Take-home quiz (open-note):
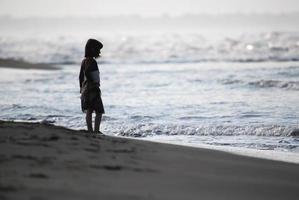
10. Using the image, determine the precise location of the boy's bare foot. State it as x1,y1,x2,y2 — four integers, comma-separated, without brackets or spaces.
95,131,104,135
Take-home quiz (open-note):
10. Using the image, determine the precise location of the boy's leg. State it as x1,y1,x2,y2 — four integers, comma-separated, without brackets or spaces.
86,109,93,132
95,112,102,133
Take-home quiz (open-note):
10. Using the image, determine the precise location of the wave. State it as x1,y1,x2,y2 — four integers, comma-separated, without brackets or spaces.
220,78,299,91
248,80,299,90
112,123,299,137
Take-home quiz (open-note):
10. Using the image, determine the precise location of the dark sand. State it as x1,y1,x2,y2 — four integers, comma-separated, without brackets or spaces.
0,121,299,200
0,58,59,70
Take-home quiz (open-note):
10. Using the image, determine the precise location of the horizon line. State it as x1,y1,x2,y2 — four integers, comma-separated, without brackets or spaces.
1,11,299,19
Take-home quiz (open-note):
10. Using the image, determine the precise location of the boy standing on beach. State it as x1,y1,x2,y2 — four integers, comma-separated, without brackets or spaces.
79,39,105,134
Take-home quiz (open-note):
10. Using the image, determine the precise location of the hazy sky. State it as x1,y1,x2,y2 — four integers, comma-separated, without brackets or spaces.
0,0,299,17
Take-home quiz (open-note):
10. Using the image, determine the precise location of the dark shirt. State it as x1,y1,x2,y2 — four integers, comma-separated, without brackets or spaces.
79,57,100,93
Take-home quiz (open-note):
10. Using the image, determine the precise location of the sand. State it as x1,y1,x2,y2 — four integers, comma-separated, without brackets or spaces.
0,121,299,200
0,58,59,70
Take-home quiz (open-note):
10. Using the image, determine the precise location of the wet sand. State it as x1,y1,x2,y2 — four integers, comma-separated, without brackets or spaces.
0,121,299,200
0,58,59,70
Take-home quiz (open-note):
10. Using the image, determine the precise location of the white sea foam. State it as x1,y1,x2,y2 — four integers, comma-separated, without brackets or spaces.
141,136,299,164
114,124,299,137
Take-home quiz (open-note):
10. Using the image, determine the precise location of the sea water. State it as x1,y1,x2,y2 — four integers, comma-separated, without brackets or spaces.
0,20,299,162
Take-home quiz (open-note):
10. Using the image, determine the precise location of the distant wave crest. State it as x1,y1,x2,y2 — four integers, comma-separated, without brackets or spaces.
220,77,299,91
249,80,299,90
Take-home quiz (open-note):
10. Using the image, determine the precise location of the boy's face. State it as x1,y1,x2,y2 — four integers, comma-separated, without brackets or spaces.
96,50,101,58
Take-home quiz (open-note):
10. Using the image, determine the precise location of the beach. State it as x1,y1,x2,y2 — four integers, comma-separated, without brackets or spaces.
1,13,299,200
1,121,299,200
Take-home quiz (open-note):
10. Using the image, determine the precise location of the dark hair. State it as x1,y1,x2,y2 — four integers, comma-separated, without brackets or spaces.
85,38,103,57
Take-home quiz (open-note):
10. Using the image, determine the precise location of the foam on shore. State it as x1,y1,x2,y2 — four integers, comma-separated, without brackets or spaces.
141,136,299,164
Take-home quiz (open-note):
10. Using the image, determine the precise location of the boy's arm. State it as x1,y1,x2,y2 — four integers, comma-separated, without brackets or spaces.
79,60,85,93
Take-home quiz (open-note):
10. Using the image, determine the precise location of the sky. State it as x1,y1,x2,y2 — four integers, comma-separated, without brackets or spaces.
0,0,299,17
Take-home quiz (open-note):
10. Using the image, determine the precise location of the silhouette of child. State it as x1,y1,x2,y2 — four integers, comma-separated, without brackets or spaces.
79,39,105,133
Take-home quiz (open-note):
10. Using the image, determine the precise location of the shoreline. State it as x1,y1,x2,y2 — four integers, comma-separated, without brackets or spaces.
142,135,299,165
0,58,59,70
1,121,299,199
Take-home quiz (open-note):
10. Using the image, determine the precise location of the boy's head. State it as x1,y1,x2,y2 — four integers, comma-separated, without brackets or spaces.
85,39,103,58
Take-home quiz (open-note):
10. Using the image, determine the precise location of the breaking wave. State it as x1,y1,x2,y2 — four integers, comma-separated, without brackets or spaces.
113,123,299,137
220,78,299,91
248,80,299,90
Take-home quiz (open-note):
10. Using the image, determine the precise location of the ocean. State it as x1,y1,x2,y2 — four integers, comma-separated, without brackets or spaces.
0,16,299,162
